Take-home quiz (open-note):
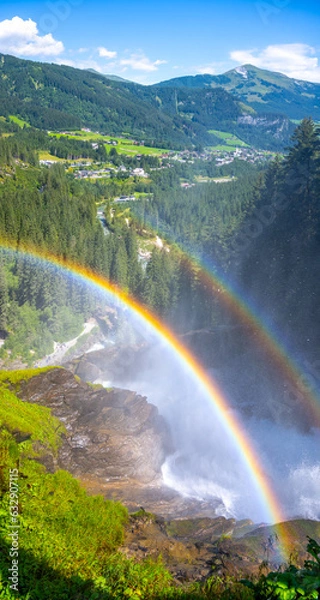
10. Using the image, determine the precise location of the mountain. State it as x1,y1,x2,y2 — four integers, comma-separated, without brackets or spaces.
0,53,194,148
157,64,320,121
0,53,294,150
86,68,133,83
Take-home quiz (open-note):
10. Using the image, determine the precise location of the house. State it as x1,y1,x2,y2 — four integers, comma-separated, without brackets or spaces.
131,168,148,178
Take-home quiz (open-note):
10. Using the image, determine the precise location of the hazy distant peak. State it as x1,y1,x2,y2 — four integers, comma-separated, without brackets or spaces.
86,68,132,83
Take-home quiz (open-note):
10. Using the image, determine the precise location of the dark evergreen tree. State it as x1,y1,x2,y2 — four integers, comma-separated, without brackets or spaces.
0,261,8,330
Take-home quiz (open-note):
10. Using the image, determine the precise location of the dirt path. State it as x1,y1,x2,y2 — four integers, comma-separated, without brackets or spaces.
35,320,96,367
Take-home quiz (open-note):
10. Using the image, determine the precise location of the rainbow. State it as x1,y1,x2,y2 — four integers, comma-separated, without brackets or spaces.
134,211,320,427
0,241,292,560
178,252,320,427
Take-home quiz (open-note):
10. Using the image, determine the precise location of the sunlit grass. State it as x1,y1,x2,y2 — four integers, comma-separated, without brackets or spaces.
9,115,30,128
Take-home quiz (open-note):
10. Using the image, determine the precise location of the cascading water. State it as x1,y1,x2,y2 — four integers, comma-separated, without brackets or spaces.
97,327,320,524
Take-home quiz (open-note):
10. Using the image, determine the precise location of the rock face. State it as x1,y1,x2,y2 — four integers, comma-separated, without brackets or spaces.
14,369,320,581
66,339,315,432
16,366,229,518
66,344,149,384
18,368,173,484
121,514,320,581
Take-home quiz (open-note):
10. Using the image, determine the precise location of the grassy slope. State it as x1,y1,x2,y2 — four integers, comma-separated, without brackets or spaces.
49,131,169,156
0,369,176,599
208,130,249,148
0,370,319,599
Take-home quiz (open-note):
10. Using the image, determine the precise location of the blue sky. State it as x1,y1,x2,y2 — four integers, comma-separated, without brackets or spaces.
0,0,320,83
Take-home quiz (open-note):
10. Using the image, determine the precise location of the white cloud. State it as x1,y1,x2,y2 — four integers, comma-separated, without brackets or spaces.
120,53,167,72
98,46,117,59
55,57,103,73
0,16,64,57
189,60,231,77
230,44,320,83
196,63,217,75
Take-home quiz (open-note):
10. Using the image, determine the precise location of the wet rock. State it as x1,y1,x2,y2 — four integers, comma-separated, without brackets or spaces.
17,368,173,484
13,369,320,583
66,344,147,384
120,515,320,581
66,338,315,432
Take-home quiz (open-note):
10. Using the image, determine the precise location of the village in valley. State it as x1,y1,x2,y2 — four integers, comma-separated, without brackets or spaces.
39,127,272,191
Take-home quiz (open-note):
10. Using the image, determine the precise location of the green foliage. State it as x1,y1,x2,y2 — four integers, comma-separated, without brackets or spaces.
131,508,157,521
0,375,64,454
241,538,320,599
0,52,295,150
91,554,173,599
239,118,320,355
0,366,55,386
0,395,176,600
196,575,255,599
0,377,319,600
0,388,129,599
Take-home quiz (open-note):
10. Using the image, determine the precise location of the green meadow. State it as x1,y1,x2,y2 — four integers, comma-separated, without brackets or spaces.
49,131,169,156
38,151,65,162
209,129,249,148
9,115,31,128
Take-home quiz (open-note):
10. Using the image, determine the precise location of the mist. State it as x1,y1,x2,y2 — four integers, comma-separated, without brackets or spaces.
94,316,320,524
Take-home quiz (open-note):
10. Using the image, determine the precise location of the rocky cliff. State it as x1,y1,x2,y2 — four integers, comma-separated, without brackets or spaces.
11,368,320,581
17,368,173,485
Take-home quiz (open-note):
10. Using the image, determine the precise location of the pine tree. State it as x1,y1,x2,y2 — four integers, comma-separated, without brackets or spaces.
283,118,319,238
0,262,8,330
110,237,128,289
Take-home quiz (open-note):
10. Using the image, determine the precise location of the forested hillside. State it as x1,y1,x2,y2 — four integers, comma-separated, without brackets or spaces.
0,125,261,361
0,53,293,150
0,119,318,363
129,118,320,352
0,131,145,360
134,83,294,150
132,160,259,261
0,53,191,148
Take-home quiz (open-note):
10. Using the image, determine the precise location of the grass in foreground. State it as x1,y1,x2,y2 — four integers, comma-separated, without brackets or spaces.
0,370,318,599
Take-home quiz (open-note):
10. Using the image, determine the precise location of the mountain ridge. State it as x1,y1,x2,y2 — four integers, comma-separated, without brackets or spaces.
156,63,320,121
86,67,133,83
0,53,300,149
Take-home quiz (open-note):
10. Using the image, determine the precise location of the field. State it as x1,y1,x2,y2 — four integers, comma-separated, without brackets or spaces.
209,129,249,149
49,131,169,156
194,175,236,183
38,151,65,162
9,115,31,128
114,141,167,156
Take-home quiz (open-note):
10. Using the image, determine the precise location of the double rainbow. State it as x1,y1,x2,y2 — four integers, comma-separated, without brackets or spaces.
0,241,300,559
